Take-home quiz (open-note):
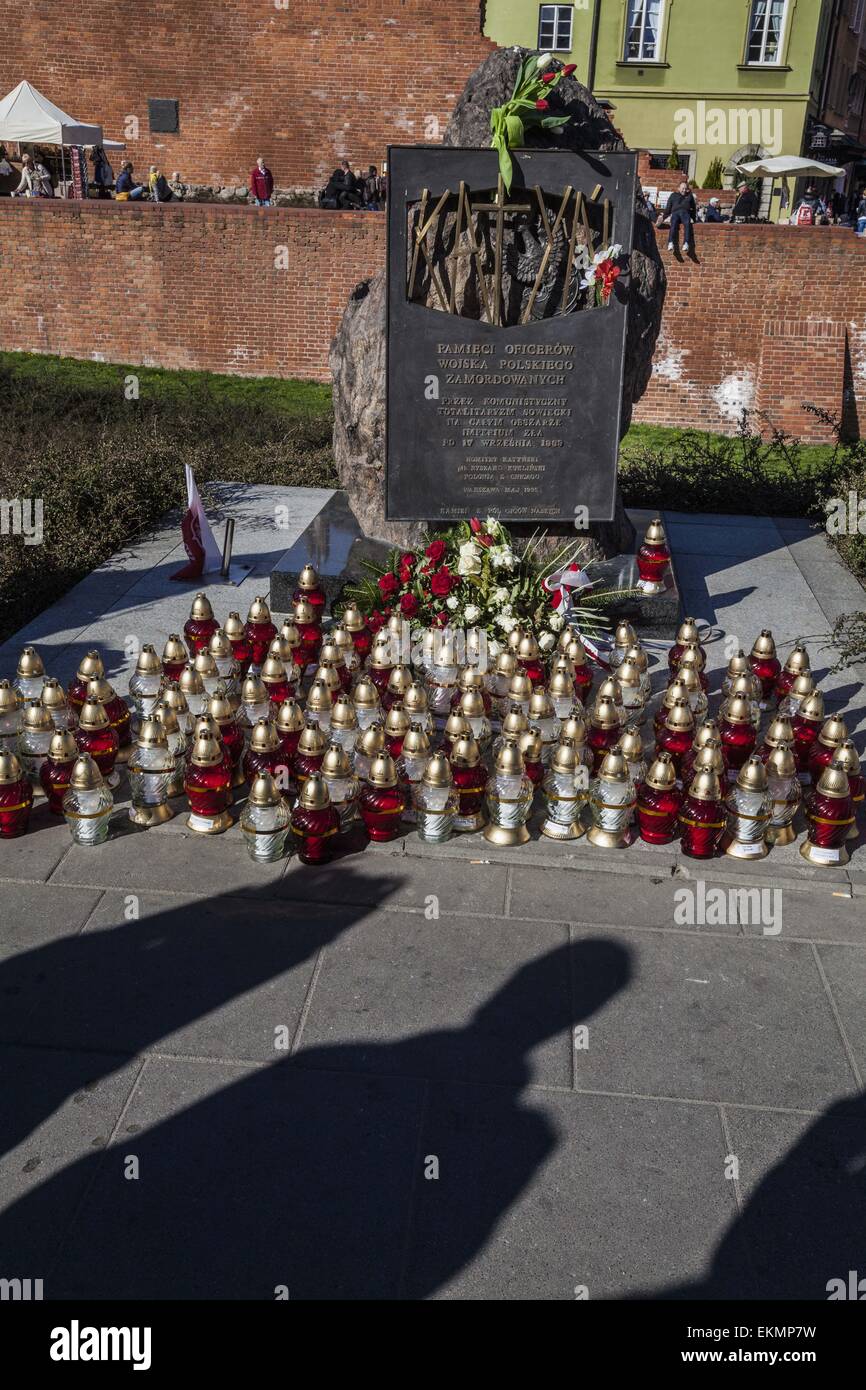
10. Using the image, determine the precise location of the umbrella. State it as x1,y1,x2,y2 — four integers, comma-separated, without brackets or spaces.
736,156,845,179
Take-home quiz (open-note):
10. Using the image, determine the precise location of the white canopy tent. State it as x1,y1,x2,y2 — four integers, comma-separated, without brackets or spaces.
735,156,845,179
0,80,103,147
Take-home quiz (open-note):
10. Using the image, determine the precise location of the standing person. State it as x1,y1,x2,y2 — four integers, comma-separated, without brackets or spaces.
731,182,759,221
856,187,866,236
10,153,53,198
115,161,144,200
337,159,362,209
363,164,383,210
792,184,826,226
249,154,273,207
89,146,114,198
662,179,697,254
148,165,174,202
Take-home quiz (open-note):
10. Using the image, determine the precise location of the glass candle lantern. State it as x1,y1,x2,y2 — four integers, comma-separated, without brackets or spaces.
562,637,594,703
459,689,492,752
293,597,323,676
718,695,757,782
243,718,285,786
588,695,622,773
352,676,382,732
384,704,410,760
240,772,291,863
184,730,233,834
760,715,794,764
800,764,854,866
245,596,278,670
427,651,461,719
779,672,817,723
675,663,709,722
691,741,727,787
40,729,79,815
63,753,113,846
353,721,386,782
260,654,294,710
548,668,578,721
493,707,530,759
616,658,648,725
0,680,22,757
19,700,59,785
791,691,826,778
635,752,681,845
449,735,488,833
85,677,133,762
720,756,771,860
726,673,761,732
67,649,104,713
451,667,492,717
774,642,810,706
207,687,245,786
618,724,646,789
653,679,691,740
128,717,176,827
679,768,725,859
275,698,306,765
329,694,359,754
831,742,863,840
397,724,432,823
610,620,638,673
153,701,189,798
13,646,46,701
341,602,372,665
527,688,560,765
596,676,626,730
129,644,165,722
403,681,433,736
656,699,696,779
330,623,359,684
208,628,241,694
440,711,471,760
161,634,188,683
224,611,254,675
240,673,271,729
516,633,545,688
680,719,721,787
667,617,703,675
519,727,545,790
488,650,519,717
313,642,347,700
749,630,781,708
413,751,458,843
193,650,222,700
559,711,592,783
721,649,750,700
0,750,34,837
40,678,75,733
293,562,327,617
766,743,802,847
313,660,343,707
587,749,636,848
179,664,209,719
807,716,849,786
291,772,340,864
541,738,585,841
304,678,334,735
359,753,404,842
622,644,652,705
636,517,670,594
183,593,219,658
384,662,413,712
321,742,360,834
159,682,193,738
293,721,328,786
485,739,535,845
505,672,533,721
677,643,710,695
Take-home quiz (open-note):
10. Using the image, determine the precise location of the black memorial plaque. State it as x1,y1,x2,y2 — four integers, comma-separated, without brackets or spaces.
386,145,636,523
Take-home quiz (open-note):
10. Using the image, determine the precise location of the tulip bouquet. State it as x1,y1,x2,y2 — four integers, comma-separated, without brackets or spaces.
580,243,626,307
489,53,575,192
337,517,636,661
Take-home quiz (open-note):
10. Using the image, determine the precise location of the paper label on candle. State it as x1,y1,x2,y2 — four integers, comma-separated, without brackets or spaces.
738,841,765,857
808,845,843,865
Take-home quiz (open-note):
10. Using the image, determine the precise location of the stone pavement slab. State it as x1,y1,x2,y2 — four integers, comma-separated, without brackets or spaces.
0,882,103,1039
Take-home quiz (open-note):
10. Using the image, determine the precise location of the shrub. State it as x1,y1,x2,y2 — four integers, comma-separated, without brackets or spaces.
702,157,725,189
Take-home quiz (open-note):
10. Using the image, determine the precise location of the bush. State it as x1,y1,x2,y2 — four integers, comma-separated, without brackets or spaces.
667,142,681,171
702,157,725,189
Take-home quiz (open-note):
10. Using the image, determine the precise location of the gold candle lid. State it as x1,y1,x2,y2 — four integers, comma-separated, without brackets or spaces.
330,623,354,655
85,676,118,706
783,642,810,676
403,724,432,757
688,767,722,802
224,611,245,641
241,674,268,705
299,772,331,810
179,664,205,697
830,740,860,778
528,688,554,720
189,592,215,622
693,740,725,777
0,679,21,715
193,650,218,679
76,699,108,732
457,666,485,694
597,675,623,705
764,715,793,748
591,695,620,730
319,640,342,668
0,749,25,783
548,669,574,701
564,637,588,669
663,678,691,710
249,718,280,754
560,711,587,744
644,751,677,791
459,689,487,721
692,718,720,751
618,724,643,762
69,752,106,790
17,646,45,678
247,596,273,625
750,629,777,659
616,658,643,691
598,748,629,782
352,677,380,711
261,654,288,685
675,617,701,646
357,722,386,758
730,672,760,702
816,763,850,800
330,694,358,730
614,620,637,650
664,698,694,733
207,687,235,724
367,752,398,787
767,743,796,779
517,632,540,662
298,563,320,590
450,734,481,768
162,634,188,665
623,643,648,674
507,673,533,703
248,772,284,808
384,705,410,739
422,750,452,787
495,650,518,679
444,711,471,744
506,626,526,652
40,677,68,713
799,691,825,722
75,649,104,683
817,716,848,749
520,727,543,762
675,665,701,696
387,664,413,699
678,642,706,674
276,698,305,735
208,628,234,660
403,681,429,714
297,722,327,756
322,742,352,779
135,643,162,675
368,639,394,671
736,755,768,793
501,707,529,740
643,517,667,546
726,650,749,679
341,602,366,633
279,620,302,650
153,701,180,736
550,739,576,777
722,694,753,726
47,728,78,761
137,717,168,749
496,739,526,775
194,713,222,742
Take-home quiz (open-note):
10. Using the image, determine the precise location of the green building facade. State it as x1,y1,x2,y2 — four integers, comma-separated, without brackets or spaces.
484,1,833,188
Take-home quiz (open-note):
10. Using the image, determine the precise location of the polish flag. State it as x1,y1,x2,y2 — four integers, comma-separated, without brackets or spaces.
170,465,223,581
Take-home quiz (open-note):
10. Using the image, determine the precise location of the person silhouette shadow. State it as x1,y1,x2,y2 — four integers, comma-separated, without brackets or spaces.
0,934,631,1300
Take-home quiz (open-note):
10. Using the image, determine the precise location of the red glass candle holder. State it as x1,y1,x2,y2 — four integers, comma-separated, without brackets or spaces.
358,782,405,842
185,760,232,818
636,539,670,592
588,724,619,773
278,728,303,763
349,626,372,663
655,725,694,778
451,763,489,823
368,664,394,699
518,656,546,687
263,675,295,708
228,633,253,675
571,663,593,702
719,718,757,776
104,693,132,752
184,615,219,657
792,713,823,775
76,724,119,781
0,774,33,837
386,730,407,759
804,786,853,853
679,793,725,858
292,582,327,616
636,781,682,845
293,748,325,783
291,803,339,863
214,719,244,772
40,755,76,815
243,745,285,785
749,654,781,704
246,619,278,668
524,756,544,789
809,741,842,785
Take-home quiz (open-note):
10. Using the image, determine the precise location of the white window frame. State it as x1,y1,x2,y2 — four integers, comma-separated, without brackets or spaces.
623,0,665,62
537,4,574,53
850,0,865,35
745,0,789,66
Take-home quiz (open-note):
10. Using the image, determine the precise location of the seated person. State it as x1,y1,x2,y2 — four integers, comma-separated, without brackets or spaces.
705,197,724,222
115,161,144,200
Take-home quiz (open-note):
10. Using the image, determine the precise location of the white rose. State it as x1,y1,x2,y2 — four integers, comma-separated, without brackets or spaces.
446,595,459,611
464,604,480,623
457,540,482,576
488,639,502,658
498,613,517,633
484,515,499,534
536,52,553,68
539,631,556,653
549,612,564,631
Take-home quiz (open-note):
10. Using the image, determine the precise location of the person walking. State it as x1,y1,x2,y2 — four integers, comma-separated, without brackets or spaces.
249,154,273,207
662,180,697,254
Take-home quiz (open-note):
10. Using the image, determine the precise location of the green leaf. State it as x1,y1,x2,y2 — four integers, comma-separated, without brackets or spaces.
505,113,524,148
540,115,572,129
497,141,514,192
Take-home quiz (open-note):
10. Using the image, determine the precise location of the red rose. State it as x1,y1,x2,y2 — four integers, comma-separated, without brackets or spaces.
469,517,482,533
378,571,399,597
535,99,550,111
478,533,493,547
425,539,447,563
541,71,556,83
432,610,449,628
430,566,453,598
400,592,418,617
562,64,576,76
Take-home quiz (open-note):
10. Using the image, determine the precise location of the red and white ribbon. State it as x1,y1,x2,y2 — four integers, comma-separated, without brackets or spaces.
542,563,596,614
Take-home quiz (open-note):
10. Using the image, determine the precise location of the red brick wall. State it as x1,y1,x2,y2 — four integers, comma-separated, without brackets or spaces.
0,0,493,190
1,203,864,443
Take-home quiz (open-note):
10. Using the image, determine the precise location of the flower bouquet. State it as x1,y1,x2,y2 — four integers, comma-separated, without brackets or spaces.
580,243,626,307
336,517,638,663
489,53,575,192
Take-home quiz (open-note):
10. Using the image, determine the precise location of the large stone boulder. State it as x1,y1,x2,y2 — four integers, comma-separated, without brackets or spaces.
330,46,666,557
